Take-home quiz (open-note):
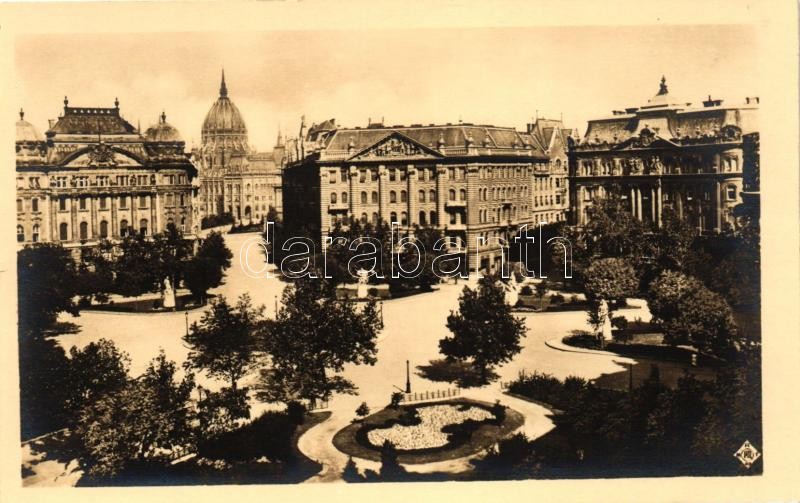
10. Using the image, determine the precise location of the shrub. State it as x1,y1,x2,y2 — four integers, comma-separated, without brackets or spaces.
611,315,628,331
520,285,534,296
562,331,601,350
549,293,565,305
491,399,507,423
570,294,579,304
197,410,297,462
286,400,307,425
389,391,404,408
367,287,379,297
355,402,370,418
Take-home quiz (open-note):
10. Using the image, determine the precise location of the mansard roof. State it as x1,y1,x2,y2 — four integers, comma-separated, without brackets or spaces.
48,98,137,136
319,123,547,157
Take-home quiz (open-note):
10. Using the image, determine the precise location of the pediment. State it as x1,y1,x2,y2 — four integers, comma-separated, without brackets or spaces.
62,144,144,168
348,132,444,161
612,135,677,151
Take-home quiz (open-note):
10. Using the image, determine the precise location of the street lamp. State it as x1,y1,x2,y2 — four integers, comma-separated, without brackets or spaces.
274,295,278,316
185,309,189,337
405,359,411,393
379,300,384,325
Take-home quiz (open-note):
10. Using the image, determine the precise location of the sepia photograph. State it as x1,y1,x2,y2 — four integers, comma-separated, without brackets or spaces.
1,1,798,501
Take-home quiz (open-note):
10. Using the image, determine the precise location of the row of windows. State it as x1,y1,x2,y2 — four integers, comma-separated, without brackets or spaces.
17,216,189,243
330,165,546,184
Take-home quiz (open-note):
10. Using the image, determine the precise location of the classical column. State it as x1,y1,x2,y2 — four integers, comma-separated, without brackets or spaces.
577,186,585,225
349,166,358,220
629,187,636,216
714,180,722,232
656,183,663,227
378,165,389,222
435,165,446,228
407,164,417,227
650,187,656,223
111,193,118,237
70,196,78,241
635,187,643,221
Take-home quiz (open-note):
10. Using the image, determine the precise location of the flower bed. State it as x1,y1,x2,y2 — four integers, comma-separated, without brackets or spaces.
366,404,493,450
332,399,524,464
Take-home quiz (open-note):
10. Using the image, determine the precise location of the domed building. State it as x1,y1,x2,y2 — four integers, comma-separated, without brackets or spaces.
15,98,197,249
195,70,285,225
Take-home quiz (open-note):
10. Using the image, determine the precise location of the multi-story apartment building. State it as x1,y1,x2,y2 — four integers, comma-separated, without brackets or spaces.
527,118,571,224
15,99,197,251
568,77,758,233
283,120,555,274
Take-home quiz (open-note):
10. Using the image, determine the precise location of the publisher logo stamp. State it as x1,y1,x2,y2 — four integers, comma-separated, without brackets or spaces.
734,440,761,468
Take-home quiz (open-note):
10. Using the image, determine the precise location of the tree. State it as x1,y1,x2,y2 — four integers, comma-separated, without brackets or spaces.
17,244,80,335
65,339,130,422
19,336,71,438
439,277,526,382
183,256,223,304
379,440,406,481
648,271,739,357
198,231,232,271
113,234,162,297
535,281,549,310
77,352,195,478
256,277,381,405
183,295,263,393
584,258,639,305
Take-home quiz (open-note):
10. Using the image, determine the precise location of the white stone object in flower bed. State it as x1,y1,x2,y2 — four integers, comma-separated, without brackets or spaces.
367,404,494,450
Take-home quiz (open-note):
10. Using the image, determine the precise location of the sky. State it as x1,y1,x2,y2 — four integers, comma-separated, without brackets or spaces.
15,25,757,152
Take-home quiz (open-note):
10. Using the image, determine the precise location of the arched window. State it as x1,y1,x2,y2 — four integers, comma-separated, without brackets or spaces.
429,190,436,202
400,211,408,226
419,211,427,225
59,222,68,241
430,211,437,225
79,221,88,240
16,225,24,242
120,219,128,237
361,191,367,204
449,189,456,201
179,194,185,206
140,219,148,236
371,191,378,204
390,211,398,223
342,192,348,203
400,190,407,203
32,224,39,242
360,213,368,224
450,212,457,225
32,198,39,212
372,212,379,225
330,192,337,204
460,188,467,201
389,190,397,203
418,190,426,203
100,220,109,238
181,217,186,232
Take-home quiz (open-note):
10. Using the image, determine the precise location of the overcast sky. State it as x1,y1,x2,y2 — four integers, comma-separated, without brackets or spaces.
15,25,757,152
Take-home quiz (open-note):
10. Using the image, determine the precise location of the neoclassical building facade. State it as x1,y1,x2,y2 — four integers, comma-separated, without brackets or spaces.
568,77,758,232
283,120,561,273
195,71,285,224
15,99,198,250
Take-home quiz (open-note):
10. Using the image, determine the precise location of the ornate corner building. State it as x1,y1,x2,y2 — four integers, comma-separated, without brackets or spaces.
283,117,571,274
15,99,198,250
568,77,759,232
195,71,285,224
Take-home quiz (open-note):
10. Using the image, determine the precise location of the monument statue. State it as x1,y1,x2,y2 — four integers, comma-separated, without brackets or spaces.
598,299,613,342
356,268,369,299
162,277,176,309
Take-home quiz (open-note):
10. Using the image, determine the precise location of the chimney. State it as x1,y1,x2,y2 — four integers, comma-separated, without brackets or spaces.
703,95,723,107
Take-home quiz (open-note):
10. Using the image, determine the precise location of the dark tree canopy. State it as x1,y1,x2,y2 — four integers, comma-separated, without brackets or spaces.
183,294,263,391
440,277,526,380
17,244,80,335
65,338,130,422
257,277,381,404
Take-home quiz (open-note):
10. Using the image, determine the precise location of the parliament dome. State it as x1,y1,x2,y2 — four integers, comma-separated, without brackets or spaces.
145,111,183,143
202,70,248,136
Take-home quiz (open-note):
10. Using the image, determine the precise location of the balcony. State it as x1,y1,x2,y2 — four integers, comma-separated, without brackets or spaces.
445,199,467,208
328,202,349,212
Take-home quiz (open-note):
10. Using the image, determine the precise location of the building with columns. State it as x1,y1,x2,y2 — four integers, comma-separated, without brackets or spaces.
568,77,759,233
195,71,285,224
15,99,198,251
283,120,557,274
